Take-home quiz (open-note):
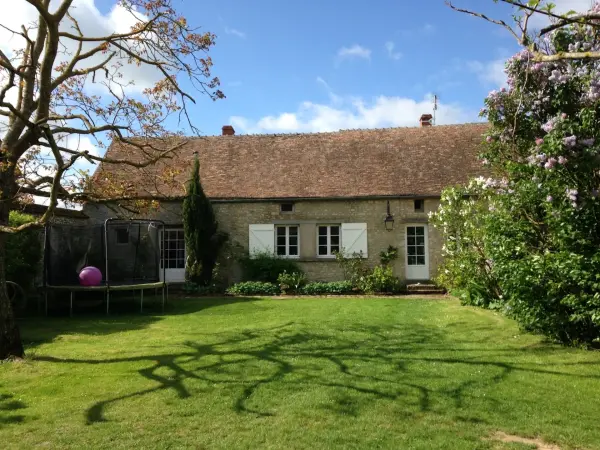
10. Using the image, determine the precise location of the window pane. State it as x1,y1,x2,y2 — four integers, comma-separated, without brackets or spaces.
416,246,425,256
289,246,298,256
408,256,417,265
177,259,185,269
277,227,286,237
416,227,425,236
331,245,340,254
407,236,415,246
289,226,298,236
289,236,298,246
277,236,286,246
416,236,425,245
318,226,328,236
318,245,328,255
407,246,416,256
331,235,339,246
319,236,327,246
417,256,426,265
330,226,340,235
277,246,286,256
407,227,415,236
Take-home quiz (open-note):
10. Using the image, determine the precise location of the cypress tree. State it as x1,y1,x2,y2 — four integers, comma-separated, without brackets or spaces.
182,154,228,285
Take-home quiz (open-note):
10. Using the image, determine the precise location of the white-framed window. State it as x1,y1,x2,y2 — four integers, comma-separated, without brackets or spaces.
276,225,299,257
317,225,340,257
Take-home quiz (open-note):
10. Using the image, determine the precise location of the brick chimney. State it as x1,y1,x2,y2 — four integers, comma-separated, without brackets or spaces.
419,114,433,127
222,125,235,136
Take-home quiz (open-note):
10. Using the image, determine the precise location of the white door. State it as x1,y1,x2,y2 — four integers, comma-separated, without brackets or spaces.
160,228,186,283
405,225,429,280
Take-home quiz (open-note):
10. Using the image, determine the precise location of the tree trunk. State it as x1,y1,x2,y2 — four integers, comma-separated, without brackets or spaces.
0,201,24,360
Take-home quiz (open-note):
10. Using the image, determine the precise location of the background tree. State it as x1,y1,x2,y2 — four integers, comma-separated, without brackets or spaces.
0,0,224,359
182,154,227,286
434,0,600,345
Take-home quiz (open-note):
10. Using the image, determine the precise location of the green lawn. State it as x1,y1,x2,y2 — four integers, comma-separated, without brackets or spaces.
1,297,599,450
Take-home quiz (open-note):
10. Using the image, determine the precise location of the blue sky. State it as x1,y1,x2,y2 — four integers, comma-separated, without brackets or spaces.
90,0,592,135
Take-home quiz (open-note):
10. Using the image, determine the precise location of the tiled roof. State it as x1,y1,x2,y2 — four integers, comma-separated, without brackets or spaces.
93,123,488,200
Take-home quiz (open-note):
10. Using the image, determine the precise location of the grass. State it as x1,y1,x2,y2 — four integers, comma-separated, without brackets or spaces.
1,296,599,450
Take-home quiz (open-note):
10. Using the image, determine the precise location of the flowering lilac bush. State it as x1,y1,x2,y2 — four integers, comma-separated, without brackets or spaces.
432,6,600,345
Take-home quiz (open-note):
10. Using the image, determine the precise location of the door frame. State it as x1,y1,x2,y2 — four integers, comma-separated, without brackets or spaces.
160,228,186,283
404,223,430,280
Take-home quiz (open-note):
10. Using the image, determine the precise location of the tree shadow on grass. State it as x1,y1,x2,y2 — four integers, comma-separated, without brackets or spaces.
0,392,27,427
33,319,600,426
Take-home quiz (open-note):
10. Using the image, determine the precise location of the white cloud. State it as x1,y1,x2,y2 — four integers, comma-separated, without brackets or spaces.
468,59,507,87
337,44,372,61
230,94,476,134
385,41,403,60
527,0,593,28
225,27,247,39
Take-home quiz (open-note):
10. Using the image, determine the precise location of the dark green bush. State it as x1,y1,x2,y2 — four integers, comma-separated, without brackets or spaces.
6,212,42,292
301,281,354,295
277,271,307,294
182,281,225,296
239,252,303,283
226,281,280,296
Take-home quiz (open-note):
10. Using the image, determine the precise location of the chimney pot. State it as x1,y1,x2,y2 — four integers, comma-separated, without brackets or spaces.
222,125,235,136
419,114,433,127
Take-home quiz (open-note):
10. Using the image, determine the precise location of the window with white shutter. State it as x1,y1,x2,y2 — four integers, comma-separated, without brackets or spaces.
341,223,368,258
249,224,275,256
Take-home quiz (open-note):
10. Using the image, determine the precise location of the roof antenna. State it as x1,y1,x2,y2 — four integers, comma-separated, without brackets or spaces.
432,94,438,126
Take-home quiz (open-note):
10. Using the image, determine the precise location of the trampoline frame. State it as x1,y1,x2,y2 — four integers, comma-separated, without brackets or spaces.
42,218,168,316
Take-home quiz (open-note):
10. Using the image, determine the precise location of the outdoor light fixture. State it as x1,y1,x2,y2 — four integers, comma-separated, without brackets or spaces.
384,200,395,231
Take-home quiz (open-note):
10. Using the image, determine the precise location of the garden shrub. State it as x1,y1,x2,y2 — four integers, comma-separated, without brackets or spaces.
277,271,307,294
226,281,280,296
379,245,399,266
335,250,369,289
239,252,303,283
431,9,600,345
6,212,42,292
182,281,225,296
359,265,405,294
301,281,354,295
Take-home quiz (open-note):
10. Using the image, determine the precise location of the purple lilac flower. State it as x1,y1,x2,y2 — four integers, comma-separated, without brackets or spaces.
486,135,494,143
558,156,568,165
535,138,544,146
561,113,568,119
546,195,553,202
581,138,595,147
542,118,557,133
566,188,578,202
563,135,577,147
544,157,558,169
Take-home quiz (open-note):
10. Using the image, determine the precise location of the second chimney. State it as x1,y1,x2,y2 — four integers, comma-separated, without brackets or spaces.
419,114,433,127
222,125,235,136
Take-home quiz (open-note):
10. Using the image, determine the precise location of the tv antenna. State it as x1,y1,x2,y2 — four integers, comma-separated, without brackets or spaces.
432,94,438,125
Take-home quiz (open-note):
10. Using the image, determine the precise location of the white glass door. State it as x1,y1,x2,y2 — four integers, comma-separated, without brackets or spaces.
405,225,429,280
160,229,186,283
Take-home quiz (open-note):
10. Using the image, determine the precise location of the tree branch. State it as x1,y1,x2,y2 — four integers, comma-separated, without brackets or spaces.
446,1,522,43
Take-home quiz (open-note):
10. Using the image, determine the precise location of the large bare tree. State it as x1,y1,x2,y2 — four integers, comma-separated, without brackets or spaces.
0,0,223,359
447,0,600,61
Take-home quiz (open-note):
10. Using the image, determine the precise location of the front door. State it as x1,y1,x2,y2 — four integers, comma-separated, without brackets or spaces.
160,228,186,283
405,225,429,280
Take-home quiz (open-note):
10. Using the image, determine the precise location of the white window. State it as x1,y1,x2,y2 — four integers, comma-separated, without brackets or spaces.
317,225,340,257
161,229,185,269
276,225,299,257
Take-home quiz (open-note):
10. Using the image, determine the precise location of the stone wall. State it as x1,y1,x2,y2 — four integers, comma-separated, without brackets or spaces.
83,197,443,283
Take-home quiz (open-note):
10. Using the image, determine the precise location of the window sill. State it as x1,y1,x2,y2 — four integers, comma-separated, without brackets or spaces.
297,257,337,262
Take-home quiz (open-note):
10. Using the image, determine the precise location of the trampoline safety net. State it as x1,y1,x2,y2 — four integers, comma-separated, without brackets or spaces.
45,220,162,286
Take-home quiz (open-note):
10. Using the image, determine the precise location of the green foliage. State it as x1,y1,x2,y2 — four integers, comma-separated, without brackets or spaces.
358,265,405,294
226,281,280,296
183,156,228,286
432,15,600,345
182,281,224,296
335,250,369,288
300,281,354,295
277,271,307,294
6,212,42,292
379,245,399,266
239,252,303,283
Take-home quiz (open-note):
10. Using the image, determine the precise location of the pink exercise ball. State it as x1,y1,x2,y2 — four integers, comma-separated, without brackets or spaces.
79,266,103,286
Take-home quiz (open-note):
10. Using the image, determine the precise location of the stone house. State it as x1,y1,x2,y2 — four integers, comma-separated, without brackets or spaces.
84,120,487,284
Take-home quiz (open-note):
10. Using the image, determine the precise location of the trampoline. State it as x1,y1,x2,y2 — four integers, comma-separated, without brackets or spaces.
42,218,167,316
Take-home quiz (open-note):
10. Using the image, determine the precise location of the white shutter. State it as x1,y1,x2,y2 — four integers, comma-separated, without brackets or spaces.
341,223,368,258
249,224,275,256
